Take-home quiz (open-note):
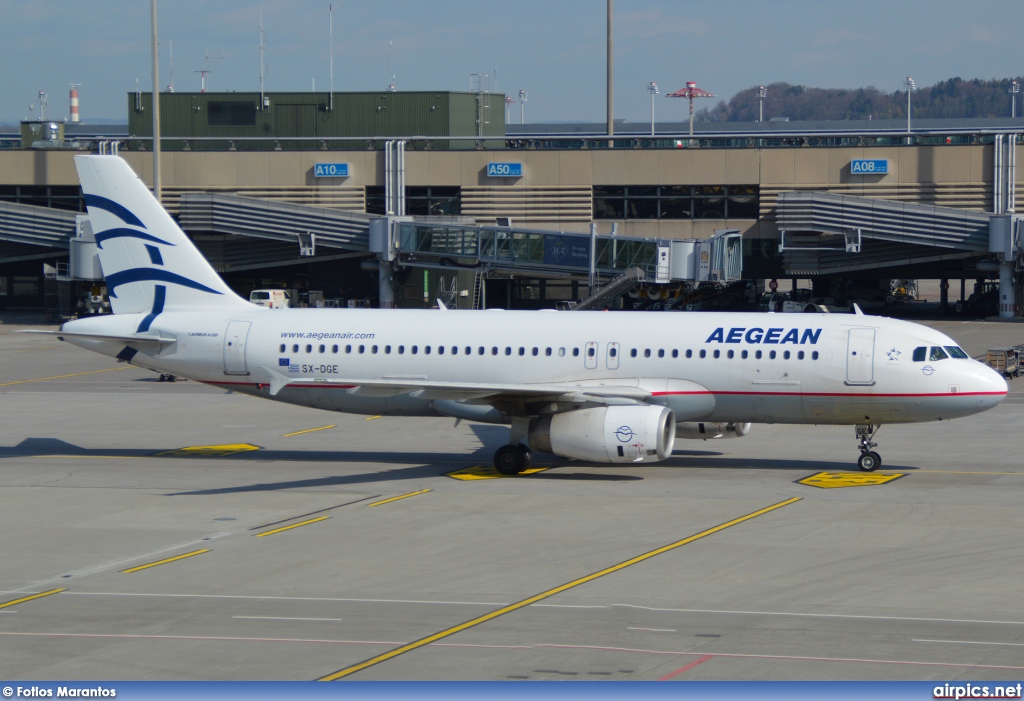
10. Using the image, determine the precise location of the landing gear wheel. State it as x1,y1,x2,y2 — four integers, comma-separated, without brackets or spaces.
159,374,176,382
494,445,529,475
857,451,881,472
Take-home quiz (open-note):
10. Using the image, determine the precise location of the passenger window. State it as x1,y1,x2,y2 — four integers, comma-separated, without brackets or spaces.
756,350,763,359
292,344,299,353
345,345,352,354
505,347,512,356
372,345,378,354
412,345,419,355
573,348,580,357
658,349,665,358
685,349,692,358
305,344,312,353
727,350,734,359
332,344,339,353
798,350,804,360
945,346,969,359
279,344,286,353
449,346,456,355
438,346,444,355
558,348,566,357
546,348,552,356
644,349,651,358
532,347,539,356
609,347,617,358
783,350,790,360
929,346,948,361
479,346,485,355
912,347,927,362
492,347,498,355
319,344,325,353
713,349,720,359
770,350,777,359
699,349,706,358
519,347,525,356
741,350,748,359
385,345,392,354
672,349,678,358
631,349,637,358
398,345,405,354
424,346,431,355
812,351,818,360
587,347,595,357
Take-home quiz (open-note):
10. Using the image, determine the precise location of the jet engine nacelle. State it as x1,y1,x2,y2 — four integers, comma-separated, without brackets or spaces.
676,422,752,440
529,405,676,463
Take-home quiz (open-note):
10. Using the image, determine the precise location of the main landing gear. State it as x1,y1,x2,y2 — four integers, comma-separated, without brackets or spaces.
855,424,882,472
493,418,532,475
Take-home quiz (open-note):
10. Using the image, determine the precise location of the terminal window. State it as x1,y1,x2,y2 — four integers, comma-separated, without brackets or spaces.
593,185,758,220
0,185,85,212
365,186,461,216
208,101,257,127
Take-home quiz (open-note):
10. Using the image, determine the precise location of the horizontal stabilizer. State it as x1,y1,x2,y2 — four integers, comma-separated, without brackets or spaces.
17,329,176,346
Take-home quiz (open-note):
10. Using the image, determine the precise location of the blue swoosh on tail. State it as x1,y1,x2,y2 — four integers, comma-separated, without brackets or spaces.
84,195,146,228
95,227,174,249
105,268,223,295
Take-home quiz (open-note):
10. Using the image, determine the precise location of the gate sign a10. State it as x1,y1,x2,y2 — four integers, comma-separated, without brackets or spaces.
314,163,350,177
487,162,523,178
850,159,888,174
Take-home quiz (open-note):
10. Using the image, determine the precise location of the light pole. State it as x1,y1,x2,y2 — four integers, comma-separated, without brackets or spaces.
1010,81,1020,119
505,95,514,124
517,89,527,125
647,81,658,136
758,85,767,122
903,76,916,134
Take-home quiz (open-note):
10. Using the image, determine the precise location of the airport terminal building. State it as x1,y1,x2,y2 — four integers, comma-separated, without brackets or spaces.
0,90,1021,316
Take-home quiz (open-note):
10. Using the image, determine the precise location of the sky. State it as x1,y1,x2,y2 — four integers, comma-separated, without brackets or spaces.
1,0,1021,125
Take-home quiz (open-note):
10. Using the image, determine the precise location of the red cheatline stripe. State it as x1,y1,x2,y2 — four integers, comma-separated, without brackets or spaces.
659,654,714,681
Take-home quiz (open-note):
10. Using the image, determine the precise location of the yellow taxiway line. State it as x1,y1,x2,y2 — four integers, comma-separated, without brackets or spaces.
254,516,331,537
318,496,802,680
121,549,211,573
282,425,336,437
0,366,129,388
0,588,66,610
367,489,431,507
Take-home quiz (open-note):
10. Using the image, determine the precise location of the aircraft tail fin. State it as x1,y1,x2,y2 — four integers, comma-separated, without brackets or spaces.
74,155,253,315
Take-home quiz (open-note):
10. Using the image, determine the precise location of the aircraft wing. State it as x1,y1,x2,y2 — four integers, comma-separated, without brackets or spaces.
17,329,177,346
257,365,654,403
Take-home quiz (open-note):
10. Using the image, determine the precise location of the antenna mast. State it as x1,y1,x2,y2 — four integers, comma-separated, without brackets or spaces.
168,40,174,91
259,12,265,106
328,4,333,110
388,40,395,91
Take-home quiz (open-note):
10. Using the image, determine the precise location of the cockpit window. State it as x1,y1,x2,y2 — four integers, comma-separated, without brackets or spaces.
912,347,926,362
944,346,969,359
929,346,949,361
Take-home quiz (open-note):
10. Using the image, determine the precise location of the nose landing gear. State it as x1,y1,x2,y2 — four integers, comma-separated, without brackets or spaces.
855,424,882,471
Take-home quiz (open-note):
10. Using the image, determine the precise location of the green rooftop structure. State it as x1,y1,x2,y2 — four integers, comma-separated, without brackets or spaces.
127,90,506,150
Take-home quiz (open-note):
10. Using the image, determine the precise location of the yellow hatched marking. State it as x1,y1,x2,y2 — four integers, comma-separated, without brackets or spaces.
283,425,335,437
367,489,431,507
255,516,331,537
122,549,210,573
0,366,128,387
0,588,65,610
156,444,261,457
364,415,383,421
798,471,905,489
318,497,802,680
446,465,550,481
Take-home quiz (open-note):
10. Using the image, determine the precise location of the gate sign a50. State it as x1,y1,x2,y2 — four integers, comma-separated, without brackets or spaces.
486,162,523,178
850,159,888,174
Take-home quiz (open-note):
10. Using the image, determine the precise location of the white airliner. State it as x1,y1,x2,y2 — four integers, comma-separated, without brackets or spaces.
26,156,1009,474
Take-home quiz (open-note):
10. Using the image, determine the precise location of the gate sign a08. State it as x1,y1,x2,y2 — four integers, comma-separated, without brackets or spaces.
850,159,888,174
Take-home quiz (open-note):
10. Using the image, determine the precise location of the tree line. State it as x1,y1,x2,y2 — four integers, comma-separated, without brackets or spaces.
695,77,1024,122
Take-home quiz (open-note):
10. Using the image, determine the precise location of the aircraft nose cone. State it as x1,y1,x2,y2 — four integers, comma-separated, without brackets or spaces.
975,364,1009,411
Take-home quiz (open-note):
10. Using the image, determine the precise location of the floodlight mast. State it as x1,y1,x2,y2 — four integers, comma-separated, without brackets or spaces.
1010,81,1020,119
647,81,658,136
758,85,767,122
904,76,916,133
